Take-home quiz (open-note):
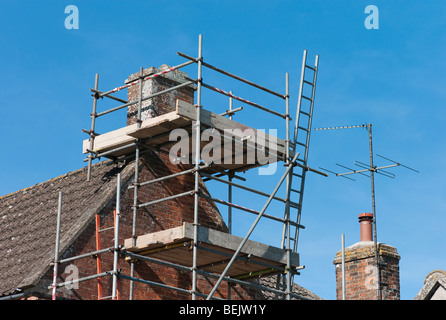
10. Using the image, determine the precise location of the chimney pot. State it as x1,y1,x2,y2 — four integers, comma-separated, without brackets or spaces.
358,212,373,242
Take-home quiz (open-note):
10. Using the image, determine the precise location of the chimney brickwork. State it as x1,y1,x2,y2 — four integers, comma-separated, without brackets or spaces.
126,65,195,125
124,65,228,234
333,213,401,300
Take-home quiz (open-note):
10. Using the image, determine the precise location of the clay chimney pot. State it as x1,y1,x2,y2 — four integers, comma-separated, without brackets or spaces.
358,212,373,242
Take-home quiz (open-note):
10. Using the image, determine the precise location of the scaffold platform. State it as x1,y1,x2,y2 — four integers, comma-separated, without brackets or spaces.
124,222,300,280
83,99,286,173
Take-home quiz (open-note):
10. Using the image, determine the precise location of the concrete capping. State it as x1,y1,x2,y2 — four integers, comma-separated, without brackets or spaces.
125,65,194,88
333,241,400,265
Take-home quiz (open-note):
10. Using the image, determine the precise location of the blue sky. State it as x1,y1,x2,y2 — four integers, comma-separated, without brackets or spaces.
0,1,445,300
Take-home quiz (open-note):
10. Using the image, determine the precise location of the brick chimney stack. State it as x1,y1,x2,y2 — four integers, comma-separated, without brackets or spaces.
333,213,401,300
126,65,195,125
122,64,228,234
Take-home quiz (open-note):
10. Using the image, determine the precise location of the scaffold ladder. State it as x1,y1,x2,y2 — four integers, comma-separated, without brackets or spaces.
282,50,319,253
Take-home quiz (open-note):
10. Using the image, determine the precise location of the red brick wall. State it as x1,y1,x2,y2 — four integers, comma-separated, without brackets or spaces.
333,243,400,300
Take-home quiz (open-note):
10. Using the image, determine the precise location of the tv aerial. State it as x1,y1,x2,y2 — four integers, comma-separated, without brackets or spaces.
314,122,418,300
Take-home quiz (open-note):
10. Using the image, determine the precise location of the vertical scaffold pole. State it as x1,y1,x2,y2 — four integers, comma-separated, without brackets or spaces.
51,192,63,300
341,233,346,300
192,34,203,301
87,74,99,182
95,214,102,300
112,173,121,300
284,72,292,300
228,91,234,235
228,91,234,300
130,67,144,300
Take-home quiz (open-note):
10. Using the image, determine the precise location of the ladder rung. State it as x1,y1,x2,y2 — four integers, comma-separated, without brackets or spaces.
303,80,314,86
295,141,307,147
292,173,302,178
298,126,309,132
99,226,114,233
291,188,301,193
305,65,316,71
300,110,311,116
290,203,300,209
301,95,312,101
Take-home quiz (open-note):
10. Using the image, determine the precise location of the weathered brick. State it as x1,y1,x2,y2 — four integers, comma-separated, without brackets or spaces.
333,241,400,300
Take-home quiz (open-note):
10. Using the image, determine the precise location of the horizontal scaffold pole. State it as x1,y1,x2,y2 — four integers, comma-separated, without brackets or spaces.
177,51,286,99
96,80,195,118
201,82,286,119
198,193,304,228
130,163,212,189
49,271,111,289
51,248,112,265
98,60,196,98
137,190,195,209
200,172,300,207
90,88,128,104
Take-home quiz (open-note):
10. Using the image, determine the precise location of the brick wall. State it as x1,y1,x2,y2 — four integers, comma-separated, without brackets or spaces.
126,65,195,124
333,242,400,300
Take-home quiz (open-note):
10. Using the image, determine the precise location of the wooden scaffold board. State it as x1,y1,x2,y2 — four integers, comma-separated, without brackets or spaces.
83,100,287,173
123,222,300,279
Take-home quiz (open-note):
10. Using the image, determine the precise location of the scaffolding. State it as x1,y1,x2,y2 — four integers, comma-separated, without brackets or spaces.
51,34,325,300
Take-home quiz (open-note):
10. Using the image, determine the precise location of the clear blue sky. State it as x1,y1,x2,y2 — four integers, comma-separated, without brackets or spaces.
0,1,444,300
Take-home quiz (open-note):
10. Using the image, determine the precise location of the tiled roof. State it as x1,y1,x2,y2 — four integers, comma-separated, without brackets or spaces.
0,161,134,296
257,276,322,300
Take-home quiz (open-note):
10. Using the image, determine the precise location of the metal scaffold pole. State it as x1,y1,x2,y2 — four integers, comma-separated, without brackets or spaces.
228,91,234,235
51,192,63,300
112,173,121,300
87,74,99,182
192,34,203,300
129,67,144,300
284,72,293,300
